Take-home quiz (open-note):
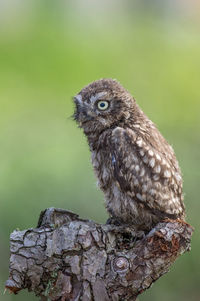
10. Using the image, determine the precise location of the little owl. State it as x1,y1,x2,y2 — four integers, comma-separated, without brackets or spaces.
73,79,185,231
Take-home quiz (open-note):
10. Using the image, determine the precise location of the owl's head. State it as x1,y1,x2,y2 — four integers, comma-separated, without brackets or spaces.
73,79,135,133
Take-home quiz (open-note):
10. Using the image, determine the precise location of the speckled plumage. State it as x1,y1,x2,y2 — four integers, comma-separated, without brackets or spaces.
73,79,185,231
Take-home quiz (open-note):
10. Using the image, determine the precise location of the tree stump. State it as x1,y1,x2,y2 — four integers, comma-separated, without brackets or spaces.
5,207,193,301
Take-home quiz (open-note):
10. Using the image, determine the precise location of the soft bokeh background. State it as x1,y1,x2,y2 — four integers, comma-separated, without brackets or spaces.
0,1,199,300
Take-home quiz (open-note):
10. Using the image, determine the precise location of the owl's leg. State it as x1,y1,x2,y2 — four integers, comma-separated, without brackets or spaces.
106,217,123,226
106,217,146,249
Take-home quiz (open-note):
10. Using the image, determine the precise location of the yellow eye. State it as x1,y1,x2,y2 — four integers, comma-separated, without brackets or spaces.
97,100,109,110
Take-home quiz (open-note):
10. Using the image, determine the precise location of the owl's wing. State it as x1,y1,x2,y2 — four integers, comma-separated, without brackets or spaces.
110,127,184,218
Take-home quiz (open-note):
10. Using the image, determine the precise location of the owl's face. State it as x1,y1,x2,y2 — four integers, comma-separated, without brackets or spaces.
73,79,134,133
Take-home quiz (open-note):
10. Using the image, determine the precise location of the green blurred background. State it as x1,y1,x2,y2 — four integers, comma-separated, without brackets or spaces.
0,1,199,300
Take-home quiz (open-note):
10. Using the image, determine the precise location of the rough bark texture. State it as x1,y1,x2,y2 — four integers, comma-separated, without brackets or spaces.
5,207,193,301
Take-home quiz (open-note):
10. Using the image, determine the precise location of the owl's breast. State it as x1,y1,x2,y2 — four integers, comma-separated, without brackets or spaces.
91,148,113,191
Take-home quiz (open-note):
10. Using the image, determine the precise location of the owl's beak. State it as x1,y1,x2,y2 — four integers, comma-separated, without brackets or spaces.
73,97,94,125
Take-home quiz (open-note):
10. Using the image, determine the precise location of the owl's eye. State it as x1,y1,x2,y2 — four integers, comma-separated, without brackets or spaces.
97,100,109,111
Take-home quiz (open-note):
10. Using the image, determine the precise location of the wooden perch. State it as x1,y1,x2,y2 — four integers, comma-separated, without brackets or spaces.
5,207,193,301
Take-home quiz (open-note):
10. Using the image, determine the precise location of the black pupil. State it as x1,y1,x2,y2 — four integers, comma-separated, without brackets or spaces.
100,102,105,107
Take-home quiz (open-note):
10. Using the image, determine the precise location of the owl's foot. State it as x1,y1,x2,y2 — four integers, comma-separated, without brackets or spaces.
106,218,146,248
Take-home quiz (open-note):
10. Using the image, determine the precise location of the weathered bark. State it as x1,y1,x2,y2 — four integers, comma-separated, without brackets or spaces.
5,207,193,301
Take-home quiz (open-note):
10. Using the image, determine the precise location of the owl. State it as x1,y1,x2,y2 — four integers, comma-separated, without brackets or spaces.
73,79,185,231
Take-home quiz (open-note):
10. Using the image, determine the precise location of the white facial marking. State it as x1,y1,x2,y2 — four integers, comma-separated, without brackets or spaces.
90,92,107,103
99,117,108,126
75,94,82,104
